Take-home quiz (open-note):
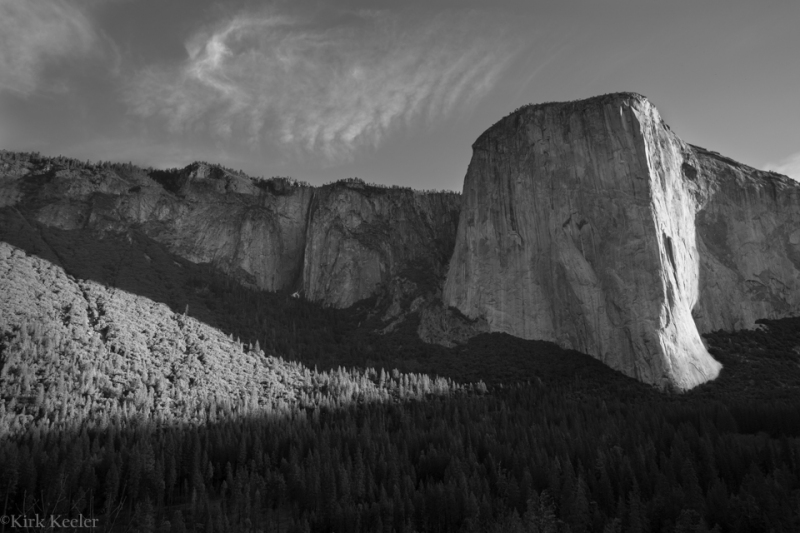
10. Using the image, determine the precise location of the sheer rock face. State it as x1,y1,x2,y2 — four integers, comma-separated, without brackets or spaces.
303,186,460,307
1,161,460,308
443,93,800,389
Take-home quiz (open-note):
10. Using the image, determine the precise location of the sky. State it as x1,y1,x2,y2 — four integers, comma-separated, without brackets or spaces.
1,0,798,191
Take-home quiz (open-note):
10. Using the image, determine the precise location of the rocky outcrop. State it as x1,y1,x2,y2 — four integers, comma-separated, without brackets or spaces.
443,93,800,390
0,155,460,308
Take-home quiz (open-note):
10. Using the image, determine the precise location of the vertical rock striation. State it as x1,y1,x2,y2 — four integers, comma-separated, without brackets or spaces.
443,93,800,390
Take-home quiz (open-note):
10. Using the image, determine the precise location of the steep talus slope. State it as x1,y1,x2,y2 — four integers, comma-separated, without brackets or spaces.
444,93,800,389
0,154,460,307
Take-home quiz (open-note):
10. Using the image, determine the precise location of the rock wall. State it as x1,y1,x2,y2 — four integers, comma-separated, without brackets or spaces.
691,146,800,333
303,184,460,307
443,93,800,389
1,157,460,308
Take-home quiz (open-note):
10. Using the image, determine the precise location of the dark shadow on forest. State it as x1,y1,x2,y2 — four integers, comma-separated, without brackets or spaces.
5,207,800,531
4,358,800,533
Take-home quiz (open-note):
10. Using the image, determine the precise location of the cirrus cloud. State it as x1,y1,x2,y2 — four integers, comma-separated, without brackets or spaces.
125,9,522,161
0,0,98,96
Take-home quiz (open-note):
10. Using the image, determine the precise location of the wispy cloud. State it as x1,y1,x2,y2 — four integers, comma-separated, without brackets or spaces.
0,0,98,96
765,151,800,182
125,9,520,161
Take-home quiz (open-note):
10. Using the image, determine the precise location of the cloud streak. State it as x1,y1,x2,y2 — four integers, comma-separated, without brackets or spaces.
0,0,98,96
125,9,520,161
765,151,800,182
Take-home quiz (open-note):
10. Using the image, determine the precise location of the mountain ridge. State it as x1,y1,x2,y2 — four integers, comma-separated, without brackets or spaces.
1,151,461,309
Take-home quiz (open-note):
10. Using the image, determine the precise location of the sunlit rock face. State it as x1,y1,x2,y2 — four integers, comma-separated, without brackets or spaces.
443,93,800,390
2,160,460,308
29,163,318,291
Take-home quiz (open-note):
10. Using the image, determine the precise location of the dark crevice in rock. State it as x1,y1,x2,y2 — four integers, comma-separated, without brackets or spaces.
664,234,677,277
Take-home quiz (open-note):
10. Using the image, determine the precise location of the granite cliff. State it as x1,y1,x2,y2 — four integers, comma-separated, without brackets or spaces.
3,93,798,391
443,93,800,390
0,156,460,309
302,182,460,307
